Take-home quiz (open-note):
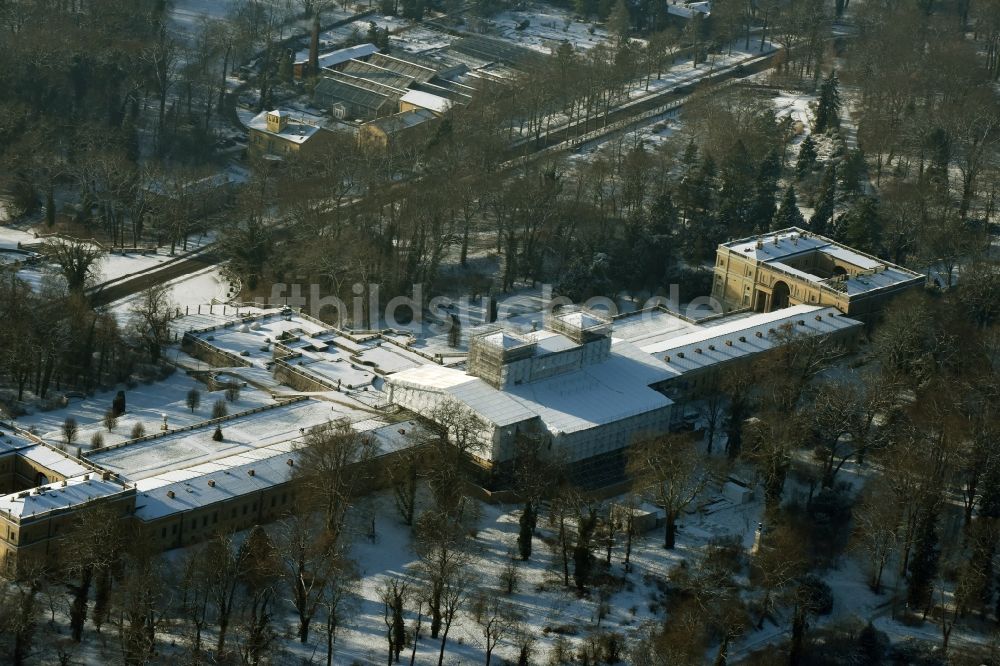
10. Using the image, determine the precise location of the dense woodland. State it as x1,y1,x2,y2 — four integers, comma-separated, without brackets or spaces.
0,0,999,663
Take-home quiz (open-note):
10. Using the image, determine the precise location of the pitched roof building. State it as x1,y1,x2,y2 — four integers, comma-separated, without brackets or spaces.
245,109,334,159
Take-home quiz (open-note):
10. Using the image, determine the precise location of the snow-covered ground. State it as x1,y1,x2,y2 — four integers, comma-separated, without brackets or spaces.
169,0,354,46
0,224,38,250
322,14,411,47
110,266,235,324
773,90,814,139
391,24,455,54
168,0,235,39
477,5,610,54
0,222,216,294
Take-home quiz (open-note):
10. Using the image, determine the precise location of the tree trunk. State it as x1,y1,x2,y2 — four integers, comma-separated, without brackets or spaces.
438,622,451,666
664,511,677,549
69,567,93,642
299,615,311,643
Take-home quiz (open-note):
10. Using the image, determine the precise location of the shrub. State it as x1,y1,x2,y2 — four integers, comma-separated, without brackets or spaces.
212,426,223,441
130,422,145,439
90,432,104,450
499,558,519,595
225,381,241,403
212,399,228,419
103,410,118,433
186,388,201,413
62,417,78,446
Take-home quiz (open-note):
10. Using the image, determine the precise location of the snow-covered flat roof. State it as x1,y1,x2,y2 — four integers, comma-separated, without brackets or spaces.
646,306,862,375
388,340,673,435
17,444,91,478
389,366,538,426
400,89,453,114
526,330,580,355
479,330,533,350
841,267,923,295
0,476,132,521
0,430,36,456
89,399,358,482
724,229,834,262
132,415,423,521
507,341,672,435
819,244,881,271
134,451,293,521
555,310,608,330
245,109,325,144
611,310,704,348
354,344,427,374
722,228,924,296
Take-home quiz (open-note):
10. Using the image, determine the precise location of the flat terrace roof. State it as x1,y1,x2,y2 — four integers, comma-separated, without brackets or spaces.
721,228,924,296
88,399,362,482
132,416,427,521
0,429,94,480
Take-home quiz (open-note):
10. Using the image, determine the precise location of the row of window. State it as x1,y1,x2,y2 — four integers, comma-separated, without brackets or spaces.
157,490,296,540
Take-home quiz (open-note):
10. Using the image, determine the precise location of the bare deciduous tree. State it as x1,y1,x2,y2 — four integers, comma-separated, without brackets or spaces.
293,419,377,542
129,284,175,362
41,239,105,294
628,432,711,549
471,593,519,666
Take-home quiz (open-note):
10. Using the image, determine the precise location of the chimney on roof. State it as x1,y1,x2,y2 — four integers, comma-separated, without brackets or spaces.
755,239,763,249
287,459,294,466
167,490,175,499
248,469,255,476
207,480,216,487
309,13,320,77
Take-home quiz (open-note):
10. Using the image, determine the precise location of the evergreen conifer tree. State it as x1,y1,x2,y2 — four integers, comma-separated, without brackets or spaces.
814,70,841,133
750,148,782,232
796,135,818,179
810,165,837,235
836,196,881,253
907,504,940,613
772,185,805,230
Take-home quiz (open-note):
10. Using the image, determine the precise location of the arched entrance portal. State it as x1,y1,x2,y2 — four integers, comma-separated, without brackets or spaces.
770,281,790,311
